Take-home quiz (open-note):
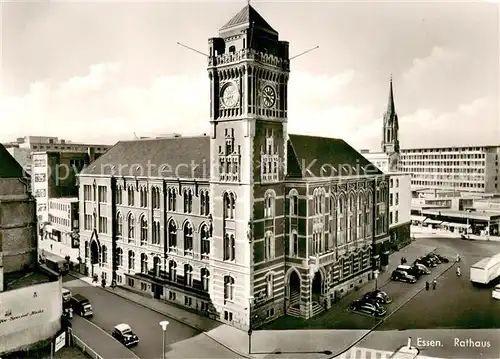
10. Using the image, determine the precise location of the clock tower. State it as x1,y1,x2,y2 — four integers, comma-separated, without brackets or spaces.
207,4,290,328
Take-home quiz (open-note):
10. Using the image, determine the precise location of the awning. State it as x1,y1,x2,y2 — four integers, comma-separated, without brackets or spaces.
423,218,443,225
411,215,426,222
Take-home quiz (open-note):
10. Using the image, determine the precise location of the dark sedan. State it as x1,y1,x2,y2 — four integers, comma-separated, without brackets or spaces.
349,300,387,317
362,290,392,304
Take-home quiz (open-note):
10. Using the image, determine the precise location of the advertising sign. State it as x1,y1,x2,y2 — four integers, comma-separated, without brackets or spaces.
55,332,66,353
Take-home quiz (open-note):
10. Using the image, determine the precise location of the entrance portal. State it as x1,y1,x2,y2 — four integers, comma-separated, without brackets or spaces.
312,271,322,303
289,270,301,308
90,241,99,265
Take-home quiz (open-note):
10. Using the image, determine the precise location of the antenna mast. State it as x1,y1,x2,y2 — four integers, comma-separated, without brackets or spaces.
290,46,319,61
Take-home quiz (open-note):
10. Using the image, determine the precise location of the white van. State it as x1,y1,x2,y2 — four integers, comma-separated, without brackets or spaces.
62,288,72,303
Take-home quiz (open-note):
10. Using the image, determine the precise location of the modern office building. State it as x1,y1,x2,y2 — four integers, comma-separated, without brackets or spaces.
400,145,500,194
77,4,391,330
361,78,412,249
0,144,62,356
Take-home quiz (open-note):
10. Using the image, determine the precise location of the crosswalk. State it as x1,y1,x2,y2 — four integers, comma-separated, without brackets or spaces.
334,347,440,359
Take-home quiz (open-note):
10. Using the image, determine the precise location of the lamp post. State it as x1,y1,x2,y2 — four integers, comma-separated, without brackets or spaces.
373,270,379,291
159,320,169,359
247,296,254,354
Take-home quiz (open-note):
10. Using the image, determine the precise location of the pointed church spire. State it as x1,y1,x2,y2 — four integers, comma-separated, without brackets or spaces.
381,75,400,163
386,74,395,115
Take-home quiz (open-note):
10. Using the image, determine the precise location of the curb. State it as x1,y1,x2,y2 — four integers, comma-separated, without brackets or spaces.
69,273,253,359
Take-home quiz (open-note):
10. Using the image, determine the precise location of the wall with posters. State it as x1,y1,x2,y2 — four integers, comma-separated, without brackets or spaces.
0,278,62,355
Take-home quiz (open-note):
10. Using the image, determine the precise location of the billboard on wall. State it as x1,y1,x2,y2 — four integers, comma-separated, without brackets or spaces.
0,280,62,354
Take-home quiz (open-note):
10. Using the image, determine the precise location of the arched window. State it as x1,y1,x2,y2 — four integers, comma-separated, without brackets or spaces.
184,264,193,286
229,45,236,53
140,253,148,273
358,192,364,239
116,212,123,237
204,193,210,215
266,273,274,298
140,187,148,208
365,192,372,238
330,196,337,248
101,246,107,264
264,231,275,260
348,194,356,242
140,215,148,245
168,188,176,211
127,214,135,241
168,220,177,250
128,250,135,270
127,186,135,206
200,224,210,259
290,230,298,257
116,185,123,205
224,275,235,301
184,222,193,256
153,256,161,275
151,187,160,209
116,247,123,267
152,221,161,245
337,196,345,245
290,190,298,216
223,233,235,261
264,190,275,218
223,192,236,219
169,260,177,281
200,192,206,215
201,268,210,291
183,189,193,213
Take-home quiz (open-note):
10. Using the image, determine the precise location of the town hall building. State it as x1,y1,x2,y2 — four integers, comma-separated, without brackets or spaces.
77,4,391,330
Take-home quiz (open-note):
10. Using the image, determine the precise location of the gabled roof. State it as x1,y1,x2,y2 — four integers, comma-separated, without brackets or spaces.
80,136,210,179
0,144,26,178
287,134,383,179
220,4,277,33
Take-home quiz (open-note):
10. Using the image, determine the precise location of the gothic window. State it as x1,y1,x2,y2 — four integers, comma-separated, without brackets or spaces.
330,196,337,247
223,192,235,219
358,193,365,239
151,187,161,209
116,247,123,267
183,189,193,213
337,196,345,245
116,212,123,237
266,274,274,298
153,256,161,275
152,220,161,245
365,192,373,238
116,186,123,205
264,190,275,218
140,215,148,245
168,188,177,211
184,222,193,256
289,190,298,216
290,230,298,257
201,268,210,291
224,275,235,301
200,192,206,215
127,186,135,206
127,214,135,241
128,250,135,270
169,260,177,281
184,264,193,286
140,187,148,208
264,231,275,261
223,233,235,261
168,220,177,250
261,128,279,182
200,224,210,259
204,192,210,215
140,253,148,273
101,246,107,264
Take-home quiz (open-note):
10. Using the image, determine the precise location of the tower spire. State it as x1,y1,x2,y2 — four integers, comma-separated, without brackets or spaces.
386,74,395,115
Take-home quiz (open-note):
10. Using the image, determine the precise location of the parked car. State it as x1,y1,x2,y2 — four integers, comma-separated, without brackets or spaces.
69,294,93,318
492,285,500,300
426,253,442,264
349,300,387,317
415,257,436,268
391,269,417,283
397,265,423,278
362,290,392,304
413,263,431,274
112,323,140,347
434,254,450,263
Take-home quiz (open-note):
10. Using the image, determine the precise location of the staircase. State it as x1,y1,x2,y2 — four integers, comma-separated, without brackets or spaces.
311,301,324,317
287,291,301,317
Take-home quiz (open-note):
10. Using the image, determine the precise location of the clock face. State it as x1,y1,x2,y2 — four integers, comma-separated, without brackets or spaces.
221,84,239,107
262,85,276,108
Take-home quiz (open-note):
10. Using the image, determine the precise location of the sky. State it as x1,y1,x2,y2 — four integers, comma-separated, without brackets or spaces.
0,0,498,150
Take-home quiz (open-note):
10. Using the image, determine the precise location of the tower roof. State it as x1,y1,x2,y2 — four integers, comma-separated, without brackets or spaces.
220,4,277,33
386,76,396,115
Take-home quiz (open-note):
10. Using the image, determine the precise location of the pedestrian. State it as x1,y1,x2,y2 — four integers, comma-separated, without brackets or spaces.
457,253,461,262
426,281,430,291
432,279,437,290
401,257,405,265
457,266,461,277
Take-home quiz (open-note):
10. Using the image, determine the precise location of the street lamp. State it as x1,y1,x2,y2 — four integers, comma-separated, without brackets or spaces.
373,270,379,291
247,296,254,354
159,320,169,359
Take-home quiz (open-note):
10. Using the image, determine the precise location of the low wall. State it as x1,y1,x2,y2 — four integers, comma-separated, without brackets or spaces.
0,279,62,355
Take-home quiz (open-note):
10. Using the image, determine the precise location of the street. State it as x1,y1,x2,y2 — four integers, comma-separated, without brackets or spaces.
62,276,241,359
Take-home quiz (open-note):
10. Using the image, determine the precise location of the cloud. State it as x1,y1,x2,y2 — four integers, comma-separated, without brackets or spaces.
402,46,460,85
399,96,499,147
